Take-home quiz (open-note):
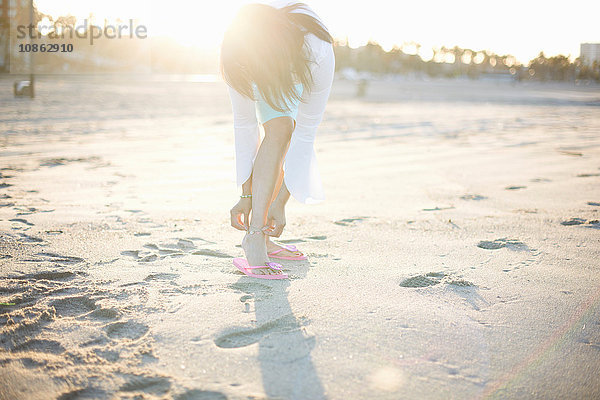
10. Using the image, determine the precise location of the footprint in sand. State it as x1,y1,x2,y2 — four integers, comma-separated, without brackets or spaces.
29,271,77,281
477,238,530,251
505,185,527,190
577,173,600,178
558,150,583,157
334,217,369,226
460,194,487,201
89,307,119,320
50,296,96,317
531,178,552,182
94,348,120,362
23,252,84,264
15,207,41,216
160,239,197,251
119,374,171,395
123,238,230,262
214,313,308,349
1,269,86,325
422,206,455,211
446,279,476,287
62,387,114,400
399,272,446,288
120,250,159,262
307,235,327,240
561,218,587,226
158,249,185,257
0,270,80,314
39,156,103,168
12,339,65,354
9,218,34,228
561,218,600,228
174,389,227,400
0,305,57,350
588,202,600,207
121,250,141,257
104,320,149,340
144,273,180,281
16,233,44,243
399,272,475,289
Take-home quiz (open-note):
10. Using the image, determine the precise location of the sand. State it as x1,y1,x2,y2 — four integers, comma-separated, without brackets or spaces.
1,75,600,399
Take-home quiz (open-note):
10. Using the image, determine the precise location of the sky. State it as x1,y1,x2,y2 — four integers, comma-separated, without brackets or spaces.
34,0,600,64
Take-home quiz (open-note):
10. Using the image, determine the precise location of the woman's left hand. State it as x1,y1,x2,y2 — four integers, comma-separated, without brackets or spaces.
230,197,252,231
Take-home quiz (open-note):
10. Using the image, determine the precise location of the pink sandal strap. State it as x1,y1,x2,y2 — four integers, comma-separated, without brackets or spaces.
244,262,283,271
269,244,301,256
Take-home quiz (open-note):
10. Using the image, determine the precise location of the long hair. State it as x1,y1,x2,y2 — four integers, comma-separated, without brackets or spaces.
220,3,332,112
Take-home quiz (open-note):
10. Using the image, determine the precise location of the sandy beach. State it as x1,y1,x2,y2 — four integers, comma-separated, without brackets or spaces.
1,75,599,399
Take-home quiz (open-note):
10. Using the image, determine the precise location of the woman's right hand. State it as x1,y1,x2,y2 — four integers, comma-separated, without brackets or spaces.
263,201,286,237
230,197,252,231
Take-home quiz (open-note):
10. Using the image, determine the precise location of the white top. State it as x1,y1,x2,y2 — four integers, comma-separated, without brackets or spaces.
227,1,332,204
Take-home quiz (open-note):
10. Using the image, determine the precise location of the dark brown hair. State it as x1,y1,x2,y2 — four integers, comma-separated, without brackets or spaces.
220,3,332,112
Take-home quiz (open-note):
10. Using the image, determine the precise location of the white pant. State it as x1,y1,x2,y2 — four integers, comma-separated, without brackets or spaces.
228,34,335,204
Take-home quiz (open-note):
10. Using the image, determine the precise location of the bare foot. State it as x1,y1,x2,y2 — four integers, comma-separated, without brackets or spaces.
266,237,304,258
241,230,284,276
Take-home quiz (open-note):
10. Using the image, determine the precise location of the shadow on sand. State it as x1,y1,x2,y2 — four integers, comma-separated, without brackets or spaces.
217,259,325,399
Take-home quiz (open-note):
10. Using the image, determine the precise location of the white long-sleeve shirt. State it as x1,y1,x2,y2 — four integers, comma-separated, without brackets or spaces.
227,1,334,204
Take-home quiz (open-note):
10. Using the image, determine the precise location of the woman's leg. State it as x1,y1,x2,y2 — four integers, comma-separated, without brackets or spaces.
263,42,335,253
242,116,294,274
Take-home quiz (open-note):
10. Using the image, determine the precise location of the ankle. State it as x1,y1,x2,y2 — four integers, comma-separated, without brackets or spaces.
247,223,265,233
244,228,265,240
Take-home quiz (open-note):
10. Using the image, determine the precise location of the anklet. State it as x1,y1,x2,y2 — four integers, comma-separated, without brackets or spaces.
240,194,252,198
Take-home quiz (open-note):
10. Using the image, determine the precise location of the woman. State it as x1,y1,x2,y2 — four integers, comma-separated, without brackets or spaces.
220,1,334,279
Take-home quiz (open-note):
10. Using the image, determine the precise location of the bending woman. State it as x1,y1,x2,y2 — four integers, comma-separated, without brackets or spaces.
221,1,334,279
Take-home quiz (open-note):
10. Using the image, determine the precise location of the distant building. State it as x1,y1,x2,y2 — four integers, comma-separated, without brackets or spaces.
580,43,600,66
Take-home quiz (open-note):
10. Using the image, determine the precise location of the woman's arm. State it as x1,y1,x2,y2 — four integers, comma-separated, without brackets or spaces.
227,86,258,230
227,86,260,189
242,173,252,196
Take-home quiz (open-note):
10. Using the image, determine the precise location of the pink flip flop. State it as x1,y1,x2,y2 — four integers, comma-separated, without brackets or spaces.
233,258,289,280
267,244,307,260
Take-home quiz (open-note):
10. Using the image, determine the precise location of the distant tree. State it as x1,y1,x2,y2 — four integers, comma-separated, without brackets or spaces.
331,41,581,82
528,52,576,81
576,58,600,82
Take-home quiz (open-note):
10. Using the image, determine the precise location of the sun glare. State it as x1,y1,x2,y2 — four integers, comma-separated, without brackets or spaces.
33,0,600,62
